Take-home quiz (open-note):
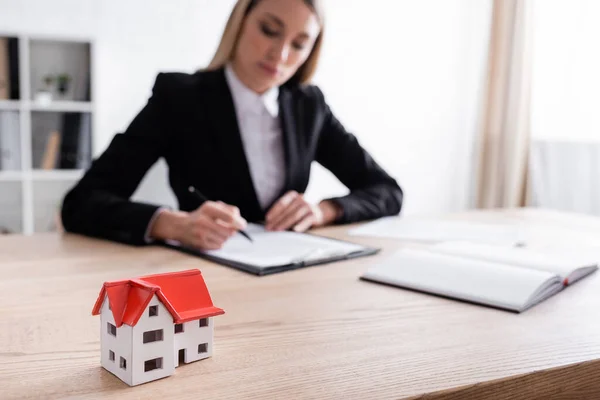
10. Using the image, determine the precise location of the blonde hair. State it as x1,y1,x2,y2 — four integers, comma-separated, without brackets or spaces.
206,0,325,85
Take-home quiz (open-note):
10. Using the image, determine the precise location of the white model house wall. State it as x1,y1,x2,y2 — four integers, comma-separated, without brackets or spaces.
99,296,133,385
173,317,214,367
130,294,175,386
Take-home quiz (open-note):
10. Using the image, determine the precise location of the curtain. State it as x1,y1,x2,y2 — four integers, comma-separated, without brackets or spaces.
526,1,600,216
475,0,534,208
530,140,600,215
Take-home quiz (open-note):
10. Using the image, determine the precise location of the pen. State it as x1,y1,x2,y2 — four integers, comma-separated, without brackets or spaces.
188,186,253,243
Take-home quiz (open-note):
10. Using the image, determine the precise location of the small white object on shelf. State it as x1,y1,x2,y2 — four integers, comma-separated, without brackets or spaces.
33,90,52,106
91,269,225,387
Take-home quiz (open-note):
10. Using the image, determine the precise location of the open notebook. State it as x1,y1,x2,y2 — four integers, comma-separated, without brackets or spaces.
361,242,598,312
165,224,378,275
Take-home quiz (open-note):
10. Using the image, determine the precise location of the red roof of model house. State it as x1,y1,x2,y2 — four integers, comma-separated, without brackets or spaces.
92,269,224,327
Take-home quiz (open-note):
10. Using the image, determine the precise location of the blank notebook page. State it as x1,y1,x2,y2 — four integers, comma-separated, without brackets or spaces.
204,224,366,268
362,249,558,311
429,241,598,278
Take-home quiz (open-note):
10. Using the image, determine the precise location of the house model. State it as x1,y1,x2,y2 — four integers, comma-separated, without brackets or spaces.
91,269,225,386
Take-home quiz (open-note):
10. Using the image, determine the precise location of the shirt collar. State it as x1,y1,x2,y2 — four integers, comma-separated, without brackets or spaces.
225,64,279,118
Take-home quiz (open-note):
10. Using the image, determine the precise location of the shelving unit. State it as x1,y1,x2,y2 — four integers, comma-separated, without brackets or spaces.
0,100,20,111
0,34,94,235
28,101,93,113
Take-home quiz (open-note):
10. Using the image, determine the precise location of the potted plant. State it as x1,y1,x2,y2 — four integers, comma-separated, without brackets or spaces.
34,74,55,105
56,73,71,96
44,74,55,89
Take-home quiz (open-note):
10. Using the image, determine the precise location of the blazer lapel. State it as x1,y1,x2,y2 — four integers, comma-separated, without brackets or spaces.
279,87,300,193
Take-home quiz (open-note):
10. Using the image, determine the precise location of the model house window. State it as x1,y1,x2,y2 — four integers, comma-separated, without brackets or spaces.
198,343,208,354
144,357,163,372
120,357,127,370
199,318,208,327
174,323,184,334
149,305,158,317
109,350,115,362
107,322,117,337
143,329,164,344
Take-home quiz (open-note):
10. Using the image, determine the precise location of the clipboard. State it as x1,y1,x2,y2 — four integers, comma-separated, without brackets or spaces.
160,224,380,276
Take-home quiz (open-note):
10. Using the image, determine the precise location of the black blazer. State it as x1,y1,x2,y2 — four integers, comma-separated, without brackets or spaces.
61,68,403,246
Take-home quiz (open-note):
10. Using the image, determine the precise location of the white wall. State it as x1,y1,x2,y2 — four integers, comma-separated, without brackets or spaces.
0,0,492,216
309,0,492,214
531,0,600,143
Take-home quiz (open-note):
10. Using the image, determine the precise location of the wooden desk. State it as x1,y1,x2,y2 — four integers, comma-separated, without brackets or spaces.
1,208,599,399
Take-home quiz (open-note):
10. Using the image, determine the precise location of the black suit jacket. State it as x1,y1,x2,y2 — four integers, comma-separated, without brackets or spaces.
61,68,403,245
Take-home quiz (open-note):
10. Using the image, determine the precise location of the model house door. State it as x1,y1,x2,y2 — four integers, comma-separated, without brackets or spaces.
178,349,186,367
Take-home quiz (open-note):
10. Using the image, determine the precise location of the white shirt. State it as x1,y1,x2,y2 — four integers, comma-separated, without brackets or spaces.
224,64,286,210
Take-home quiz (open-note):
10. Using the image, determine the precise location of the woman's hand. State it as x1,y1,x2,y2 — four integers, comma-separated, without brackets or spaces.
151,201,247,250
265,191,342,232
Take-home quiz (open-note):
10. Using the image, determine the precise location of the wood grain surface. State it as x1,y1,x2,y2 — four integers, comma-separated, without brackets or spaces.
1,208,599,399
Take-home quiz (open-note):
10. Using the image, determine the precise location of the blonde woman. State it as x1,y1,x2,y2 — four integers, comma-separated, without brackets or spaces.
61,0,403,250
